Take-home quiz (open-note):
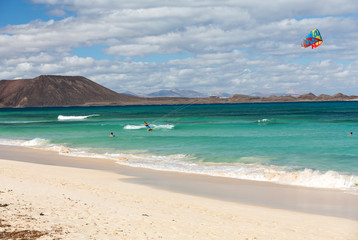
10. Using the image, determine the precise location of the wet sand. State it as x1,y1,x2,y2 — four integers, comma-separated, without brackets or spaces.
1,145,358,239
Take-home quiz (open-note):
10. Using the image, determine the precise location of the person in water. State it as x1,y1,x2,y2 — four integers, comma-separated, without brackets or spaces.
109,132,115,137
144,121,152,130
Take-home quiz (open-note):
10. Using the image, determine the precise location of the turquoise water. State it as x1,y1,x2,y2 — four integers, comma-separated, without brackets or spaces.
1,102,358,191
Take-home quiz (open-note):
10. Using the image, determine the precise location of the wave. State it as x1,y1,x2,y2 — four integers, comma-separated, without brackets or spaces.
124,124,174,130
117,156,358,193
0,120,52,124
257,118,269,123
0,137,357,193
124,125,145,130
0,138,69,153
57,114,99,120
153,124,174,129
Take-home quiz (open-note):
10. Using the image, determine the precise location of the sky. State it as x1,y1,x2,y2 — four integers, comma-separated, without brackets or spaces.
1,0,358,95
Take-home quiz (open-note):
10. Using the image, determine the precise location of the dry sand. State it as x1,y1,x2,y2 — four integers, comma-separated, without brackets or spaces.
1,148,358,239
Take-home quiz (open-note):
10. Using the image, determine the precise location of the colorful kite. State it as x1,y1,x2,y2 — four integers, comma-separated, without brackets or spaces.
301,29,323,49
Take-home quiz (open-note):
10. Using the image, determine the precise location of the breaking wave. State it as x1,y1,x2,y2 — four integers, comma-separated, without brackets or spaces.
0,137,357,193
123,125,145,130
57,114,99,120
257,118,269,123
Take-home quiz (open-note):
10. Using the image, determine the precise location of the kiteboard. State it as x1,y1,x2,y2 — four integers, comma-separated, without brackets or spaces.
148,128,153,131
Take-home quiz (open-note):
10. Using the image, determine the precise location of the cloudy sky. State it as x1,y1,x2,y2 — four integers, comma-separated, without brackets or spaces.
1,0,358,95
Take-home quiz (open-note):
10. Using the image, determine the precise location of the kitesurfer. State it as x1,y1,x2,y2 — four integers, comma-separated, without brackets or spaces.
144,121,152,131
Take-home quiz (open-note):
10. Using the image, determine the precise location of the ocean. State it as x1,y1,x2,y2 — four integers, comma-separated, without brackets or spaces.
1,101,357,192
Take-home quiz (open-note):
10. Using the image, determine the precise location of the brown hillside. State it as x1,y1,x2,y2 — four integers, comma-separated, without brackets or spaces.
0,75,141,107
297,93,316,100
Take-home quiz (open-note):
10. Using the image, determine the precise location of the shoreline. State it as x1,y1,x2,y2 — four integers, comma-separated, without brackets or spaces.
1,145,358,239
2,99,358,109
1,145,358,221
1,137,357,193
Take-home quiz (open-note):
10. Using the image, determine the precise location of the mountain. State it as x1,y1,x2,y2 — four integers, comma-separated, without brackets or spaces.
120,91,149,98
0,75,141,108
250,91,272,97
209,92,232,98
123,89,231,98
297,93,317,101
285,89,303,96
251,89,303,97
148,88,207,98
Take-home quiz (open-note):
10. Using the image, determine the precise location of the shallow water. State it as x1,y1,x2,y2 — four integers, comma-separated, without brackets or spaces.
1,102,358,191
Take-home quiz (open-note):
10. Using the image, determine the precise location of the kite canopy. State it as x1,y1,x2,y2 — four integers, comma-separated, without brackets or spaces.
301,29,323,49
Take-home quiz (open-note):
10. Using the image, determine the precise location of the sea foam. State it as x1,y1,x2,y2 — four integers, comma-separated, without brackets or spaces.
1,137,357,193
117,157,358,192
57,114,99,120
124,124,174,130
124,125,145,130
152,124,174,129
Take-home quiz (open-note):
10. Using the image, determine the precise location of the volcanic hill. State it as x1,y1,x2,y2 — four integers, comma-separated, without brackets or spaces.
0,75,143,107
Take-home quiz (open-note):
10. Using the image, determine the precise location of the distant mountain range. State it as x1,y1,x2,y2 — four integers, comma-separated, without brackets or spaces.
147,89,207,98
122,89,232,98
1,75,358,108
250,89,303,98
123,88,302,98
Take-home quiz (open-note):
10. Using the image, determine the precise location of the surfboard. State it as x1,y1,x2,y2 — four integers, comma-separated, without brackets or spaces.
148,128,153,131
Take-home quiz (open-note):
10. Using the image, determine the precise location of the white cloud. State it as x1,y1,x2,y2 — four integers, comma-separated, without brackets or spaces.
16,62,32,71
1,0,358,95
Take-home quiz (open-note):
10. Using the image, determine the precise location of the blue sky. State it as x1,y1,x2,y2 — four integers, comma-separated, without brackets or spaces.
1,0,358,95
0,0,71,27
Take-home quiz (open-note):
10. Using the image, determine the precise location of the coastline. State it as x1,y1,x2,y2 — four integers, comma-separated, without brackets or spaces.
1,145,358,220
1,146,358,239
2,98,358,109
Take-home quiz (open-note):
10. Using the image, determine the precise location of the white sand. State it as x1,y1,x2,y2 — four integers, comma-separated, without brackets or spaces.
1,159,357,240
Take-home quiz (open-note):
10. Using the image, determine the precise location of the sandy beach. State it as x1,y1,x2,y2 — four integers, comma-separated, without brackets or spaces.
1,146,358,240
